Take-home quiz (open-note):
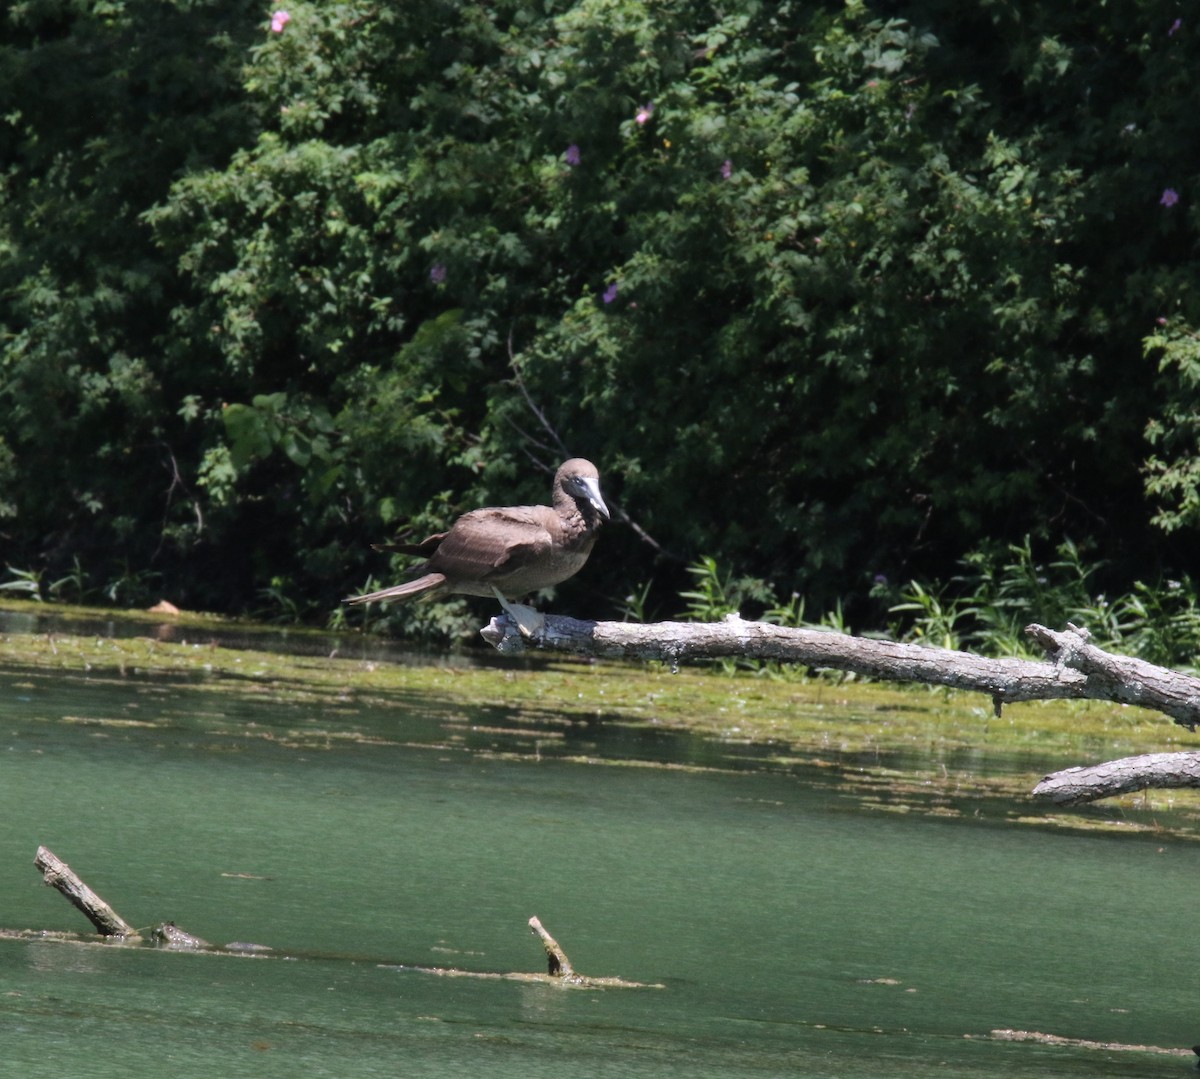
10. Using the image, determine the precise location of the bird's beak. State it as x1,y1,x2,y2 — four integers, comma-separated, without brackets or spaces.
580,476,610,520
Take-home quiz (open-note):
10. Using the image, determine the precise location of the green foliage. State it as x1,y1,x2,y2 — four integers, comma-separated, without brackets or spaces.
3,0,1200,636
1143,320,1200,532
890,581,967,652
678,556,774,622
617,579,655,624
0,566,43,600
885,538,1200,669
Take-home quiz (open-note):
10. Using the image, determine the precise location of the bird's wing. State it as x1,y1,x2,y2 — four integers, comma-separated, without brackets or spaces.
371,531,448,557
428,507,555,582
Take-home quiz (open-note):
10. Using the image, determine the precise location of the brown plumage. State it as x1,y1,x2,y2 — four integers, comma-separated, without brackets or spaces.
345,459,609,607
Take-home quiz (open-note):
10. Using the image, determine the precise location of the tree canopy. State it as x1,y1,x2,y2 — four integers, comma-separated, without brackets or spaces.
2,0,1199,634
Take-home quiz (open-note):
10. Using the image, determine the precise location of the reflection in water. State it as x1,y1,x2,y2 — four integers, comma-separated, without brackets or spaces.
0,606,505,667
25,940,113,976
0,626,1194,1078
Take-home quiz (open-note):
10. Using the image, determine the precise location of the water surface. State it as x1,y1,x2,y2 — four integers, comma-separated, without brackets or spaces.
0,637,1195,1077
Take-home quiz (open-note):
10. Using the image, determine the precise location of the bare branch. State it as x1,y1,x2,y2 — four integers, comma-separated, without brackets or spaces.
480,615,1200,730
1026,622,1200,731
504,332,670,556
34,846,141,939
506,331,570,460
482,615,1200,803
1034,752,1200,806
528,915,574,977
483,613,1086,710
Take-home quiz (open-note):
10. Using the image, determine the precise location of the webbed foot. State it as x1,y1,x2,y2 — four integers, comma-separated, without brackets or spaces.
491,588,545,639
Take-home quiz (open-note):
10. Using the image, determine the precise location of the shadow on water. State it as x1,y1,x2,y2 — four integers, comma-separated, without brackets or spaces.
0,609,1198,1077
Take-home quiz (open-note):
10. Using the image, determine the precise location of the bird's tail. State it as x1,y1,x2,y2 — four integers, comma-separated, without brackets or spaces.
344,573,447,606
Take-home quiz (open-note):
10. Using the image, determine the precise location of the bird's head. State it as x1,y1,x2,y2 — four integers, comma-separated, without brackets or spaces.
557,459,610,522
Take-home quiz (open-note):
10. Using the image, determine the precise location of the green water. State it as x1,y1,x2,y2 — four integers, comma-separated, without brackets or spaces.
0,650,1196,1077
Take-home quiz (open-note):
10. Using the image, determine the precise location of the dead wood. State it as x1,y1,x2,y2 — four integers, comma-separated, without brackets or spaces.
398,916,658,988
987,1028,1192,1058
482,614,1200,804
528,915,574,978
482,614,1200,726
19,854,649,987
1033,751,1200,806
34,846,141,940
152,921,211,949
1025,623,1200,731
484,613,1081,715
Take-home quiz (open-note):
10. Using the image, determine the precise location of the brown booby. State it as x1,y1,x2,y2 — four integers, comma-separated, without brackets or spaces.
345,458,609,635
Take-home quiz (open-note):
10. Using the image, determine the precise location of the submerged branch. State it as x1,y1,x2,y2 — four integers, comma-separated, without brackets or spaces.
400,916,660,989
34,846,141,940
529,915,574,978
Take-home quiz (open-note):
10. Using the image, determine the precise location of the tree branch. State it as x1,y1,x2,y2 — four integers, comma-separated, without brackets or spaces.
1033,752,1200,806
484,613,1082,709
1025,622,1200,731
528,915,575,978
505,334,670,558
482,615,1200,804
483,615,1200,728
34,846,141,939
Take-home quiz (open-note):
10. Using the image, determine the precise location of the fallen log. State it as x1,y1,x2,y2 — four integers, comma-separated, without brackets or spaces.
483,615,1200,804
23,849,639,986
482,615,1200,729
34,846,141,940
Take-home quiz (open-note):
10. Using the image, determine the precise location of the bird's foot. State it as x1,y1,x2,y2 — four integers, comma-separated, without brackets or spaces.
491,588,545,639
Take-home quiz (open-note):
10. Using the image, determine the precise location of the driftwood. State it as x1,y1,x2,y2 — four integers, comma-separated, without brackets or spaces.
24,849,649,987
153,921,212,949
484,613,1085,713
529,915,575,978
401,916,658,989
1033,751,1200,806
34,845,141,940
1025,623,1200,730
482,615,1200,805
30,845,270,951
987,1028,1193,1059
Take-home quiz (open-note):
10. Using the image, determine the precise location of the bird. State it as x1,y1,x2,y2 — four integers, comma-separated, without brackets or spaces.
345,458,609,636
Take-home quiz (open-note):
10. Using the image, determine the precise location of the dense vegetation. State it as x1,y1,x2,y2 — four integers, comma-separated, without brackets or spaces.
3,0,1200,653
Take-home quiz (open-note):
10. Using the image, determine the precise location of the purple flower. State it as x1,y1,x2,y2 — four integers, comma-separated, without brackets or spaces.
635,102,654,126
720,159,732,180
430,263,447,284
270,9,291,32
1161,187,1181,208
565,143,581,167
602,282,619,305
1169,17,1182,36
